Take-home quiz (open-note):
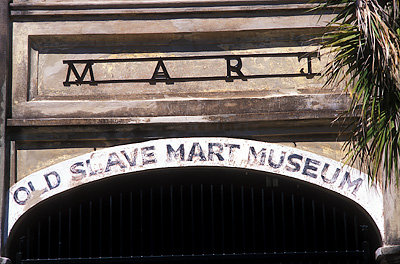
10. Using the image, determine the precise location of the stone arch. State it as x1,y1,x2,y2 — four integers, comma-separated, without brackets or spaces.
7,137,384,238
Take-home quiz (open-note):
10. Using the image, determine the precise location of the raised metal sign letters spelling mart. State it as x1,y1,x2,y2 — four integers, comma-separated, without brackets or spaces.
63,52,320,86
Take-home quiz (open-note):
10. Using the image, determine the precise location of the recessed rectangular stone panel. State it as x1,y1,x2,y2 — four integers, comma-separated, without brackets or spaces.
11,14,338,123
29,31,325,101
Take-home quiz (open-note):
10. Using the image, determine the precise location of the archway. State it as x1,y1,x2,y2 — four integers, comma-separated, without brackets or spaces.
7,138,384,237
7,167,381,263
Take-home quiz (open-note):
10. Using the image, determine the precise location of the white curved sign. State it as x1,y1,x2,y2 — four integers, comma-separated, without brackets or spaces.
8,137,384,237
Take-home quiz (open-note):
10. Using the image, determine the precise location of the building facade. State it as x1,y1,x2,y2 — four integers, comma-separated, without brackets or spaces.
1,0,400,263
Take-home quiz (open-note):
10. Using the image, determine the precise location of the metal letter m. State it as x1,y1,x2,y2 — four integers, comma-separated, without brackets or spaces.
63,62,96,86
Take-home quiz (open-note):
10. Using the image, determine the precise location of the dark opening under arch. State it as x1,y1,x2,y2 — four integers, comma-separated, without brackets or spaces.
7,167,382,264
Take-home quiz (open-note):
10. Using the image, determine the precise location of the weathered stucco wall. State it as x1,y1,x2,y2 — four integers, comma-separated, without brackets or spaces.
0,0,9,258
9,0,341,126
8,0,352,185
8,1,400,263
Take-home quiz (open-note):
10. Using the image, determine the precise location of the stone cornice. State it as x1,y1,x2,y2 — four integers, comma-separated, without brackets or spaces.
10,0,323,17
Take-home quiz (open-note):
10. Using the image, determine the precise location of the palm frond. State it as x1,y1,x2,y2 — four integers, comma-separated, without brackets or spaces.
314,0,400,186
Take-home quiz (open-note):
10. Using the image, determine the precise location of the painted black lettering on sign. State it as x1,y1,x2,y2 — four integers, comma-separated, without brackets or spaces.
225,144,240,161
141,146,157,165
339,172,363,195
188,143,207,161
167,144,185,161
13,187,31,205
105,152,127,172
44,171,61,190
28,181,35,192
285,154,303,172
302,158,320,178
268,149,286,169
70,162,86,180
121,148,138,167
321,163,340,184
208,143,224,161
86,159,101,176
248,147,266,165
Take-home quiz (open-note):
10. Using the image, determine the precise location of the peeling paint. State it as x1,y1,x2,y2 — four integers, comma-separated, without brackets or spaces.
8,137,384,239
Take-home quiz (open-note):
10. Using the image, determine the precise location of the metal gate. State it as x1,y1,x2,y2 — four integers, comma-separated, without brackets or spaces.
8,168,381,264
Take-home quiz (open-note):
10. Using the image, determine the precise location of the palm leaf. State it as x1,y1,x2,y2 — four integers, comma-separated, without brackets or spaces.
314,0,400,186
